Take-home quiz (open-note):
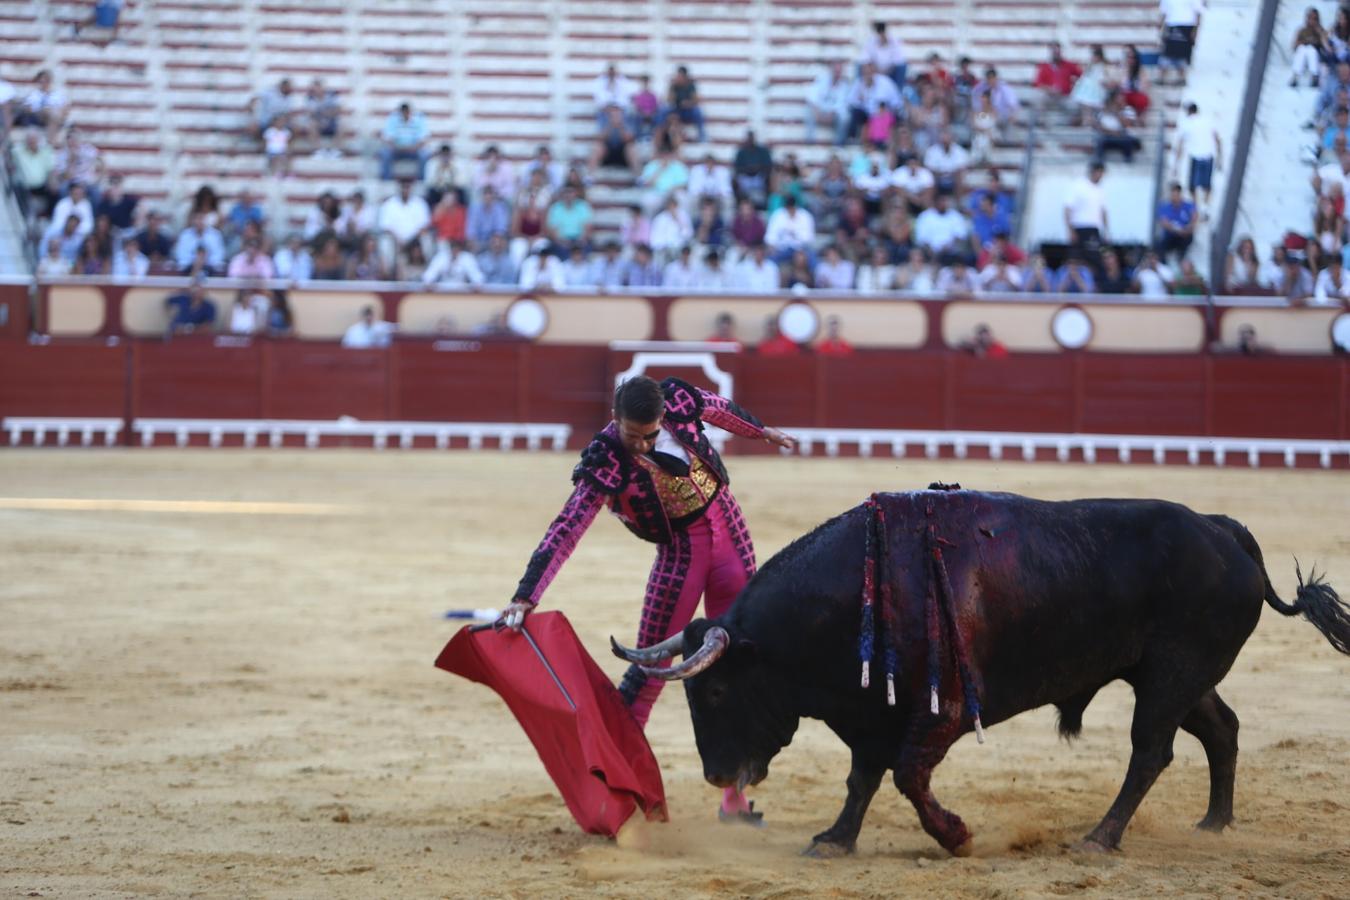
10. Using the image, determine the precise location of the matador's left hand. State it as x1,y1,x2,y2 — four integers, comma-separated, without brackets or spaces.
764,427,798,451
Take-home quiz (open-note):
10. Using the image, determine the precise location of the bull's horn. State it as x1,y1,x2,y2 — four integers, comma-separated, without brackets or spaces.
610,632,683,664
639,627,729,681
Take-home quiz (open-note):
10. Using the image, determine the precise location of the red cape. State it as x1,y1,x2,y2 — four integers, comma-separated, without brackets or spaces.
434,611,667,836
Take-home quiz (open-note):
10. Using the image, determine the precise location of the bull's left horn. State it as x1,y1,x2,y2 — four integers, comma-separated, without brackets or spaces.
610,632,683,664
639,627,729,681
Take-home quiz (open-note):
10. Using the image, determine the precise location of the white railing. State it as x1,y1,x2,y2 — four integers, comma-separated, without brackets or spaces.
130,418,571,450
4,417,124,447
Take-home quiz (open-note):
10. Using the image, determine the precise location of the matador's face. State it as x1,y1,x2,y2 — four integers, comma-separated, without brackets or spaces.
615,412,664,456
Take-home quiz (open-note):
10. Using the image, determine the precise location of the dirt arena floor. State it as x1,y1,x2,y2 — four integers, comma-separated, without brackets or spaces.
2,450,1348,899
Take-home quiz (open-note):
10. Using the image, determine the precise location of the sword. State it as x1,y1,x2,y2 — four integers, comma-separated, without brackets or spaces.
470,620,577,711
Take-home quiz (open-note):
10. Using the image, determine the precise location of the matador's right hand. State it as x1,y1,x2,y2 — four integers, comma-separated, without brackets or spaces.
499,600,533,631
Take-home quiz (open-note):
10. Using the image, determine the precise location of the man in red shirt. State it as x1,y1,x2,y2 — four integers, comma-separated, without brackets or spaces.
816,315,854,356
705,312,739,344
968,323,1009,359
1034,42,1082,120
757,317,801,356
976,232,1028,269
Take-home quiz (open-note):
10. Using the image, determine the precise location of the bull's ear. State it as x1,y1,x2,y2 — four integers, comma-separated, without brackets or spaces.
734,638,757,661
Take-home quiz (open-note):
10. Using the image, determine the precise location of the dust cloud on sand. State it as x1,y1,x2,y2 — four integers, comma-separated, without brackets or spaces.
1,451,1347,898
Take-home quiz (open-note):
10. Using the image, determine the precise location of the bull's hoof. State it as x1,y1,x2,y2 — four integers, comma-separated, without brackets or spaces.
802,839,854,859
1195,816,1232,834
950,838,974,858
1071,837,1116,854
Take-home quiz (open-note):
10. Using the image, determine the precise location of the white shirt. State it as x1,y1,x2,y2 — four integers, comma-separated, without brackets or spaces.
1160,0,1204,27
862,33,907,69
737,258,780,293
1313,267,1350,304
764,207,816,250
519,253,566,292
111,251,149,280
891,164,936,196
336,203,376,237
847,73,902,115
1135,264,1174,298
263,126,290,155
1065,177,1107,230
228,297,267,334
592,73,634,110
693,267,731,291
688,164,733,202
853,168,891,199
1317,162,1350,197
378,194,431,245
1177,114,1217,160
652,429,690,465
422,245,485,286
924,142,971,177
650,208,694,251
978,264,1024,291
913,207,971,252
662,259,701,289
341,319,395,348
807,70,852,113
856,264,895,293
49,195,93,236
814,258,856,290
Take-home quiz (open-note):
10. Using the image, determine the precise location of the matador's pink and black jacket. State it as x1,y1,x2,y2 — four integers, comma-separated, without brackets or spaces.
514,377,767,605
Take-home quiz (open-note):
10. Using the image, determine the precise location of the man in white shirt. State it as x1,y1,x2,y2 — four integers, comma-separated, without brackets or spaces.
341,306,396,348
813,245,856,290
764,194,816,264
694,250,731,291
1158,0,1205,85
1313,149,1350,200
378,178,431,248
846,63,902,143
662,245,701,289
913,192,973,256
1132,251,1174,298
1313,254,1350,305
687,153,733,207
805,61,852,146
891,156,937,213
423,241,485,286
923,129,971,194
1063,161,1109,268
519,240,566,292
1173,102,1222,211
737,243,780,293
48,181,94,238
592,63,634,131
650,196,694,259
860,21,907,87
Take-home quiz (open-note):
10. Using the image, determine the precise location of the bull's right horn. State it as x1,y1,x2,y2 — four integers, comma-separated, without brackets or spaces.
639,627,729,681
610,632,683,664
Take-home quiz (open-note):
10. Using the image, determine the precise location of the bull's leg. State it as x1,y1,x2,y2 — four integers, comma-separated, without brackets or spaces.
1179,689,1240,832
803,752,886,858
894,720,972,855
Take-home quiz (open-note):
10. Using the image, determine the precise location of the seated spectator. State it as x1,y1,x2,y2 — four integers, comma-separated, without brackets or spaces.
650,195,694,260
922,129,970,195
814,244,856,290
1173,259,1208,296
1258,244,1287,290
965,323,1009,359
850,154,890,219
907,82,948,158
545,185,595,256
95,173,139,237
378,178,432,253
857,244,896,293
757,317,800,355
341,306,396,348
511,188,550,259
266,291,294,338
49,181,94,239
16,70,68,136
173,212,225,274
737,243,780,293
847,63,902,143
970,94,998,164
1323,106,1350,157
1022,254,1056,293
36,237,72,276
971,67,1020,128
335,190,375,245
1155,182,1197,263
630,75,661,141
1093,93,1142,163
397,240,429,283
1313,196,1344,264
227,237,275,279
865,101,897,151
164,281,216,337
588,241,627,289
695,250,731,291
519,240,566,291
379,102,429,181
224,186,264,239
975,232,1026,269
263,112,291,177
623,243,663,288
616,203,651,250
466,185,509,251
300,77,341,157
730,198,766,249
914,192,972,257
977,250,1023,293
135,211,173,272
872,201,908,256
764,193,816,264
589,105,639,175
472,145,516,202
111,237,149,280
707,311,738,343
310,237,346,280
638,146,690,214
688,153,733,208
522,146,565,195
1070,44,1115,125
890,154,936,216
1290,7,1330,90
894,246,935,292
253,78,295,142
1034,43,1082,120
732,130,773,207
862,21,908,88
273,233,313,281
346,234,390,281
1313,253,1350,305
1225,236,1261,292
58,127,104,197
1312,148,1350,199
692,196,726,249
1132,251,1175,298
1119,46,1151,120
72,233,107,275
970,193,1010,250
1312,62,1350,132
1098,249,1132,294
477,232,517,286
591,63,634,132
11,129,56,219
227,289,268,335
424,143,458,207
816,315,854,356
664,65,706,143
934,253,979,294
423,240,484,286
805,61,852,146
1054,252,1097,293
662,245,700,289
303,191,341,241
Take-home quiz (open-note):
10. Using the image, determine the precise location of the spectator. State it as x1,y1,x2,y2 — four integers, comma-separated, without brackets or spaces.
814,244,856,289
0,75,12,137
1054,251,1097,293
662,245,700,289
1313,62,1350,132
335,190,375,245
695,249,731,291
865,101,897,151
1093,93,1142,163
475,232,516,286
907,82,948,157
688,153,733,208
310,237,346,280
1158,0,1205,86
545,185,594,255
273,233,313,281
227,289,268,335
588,241,628,289
664,65,706,143
378,178,432,251
1033,42,1082,121
888,246,929,291
805,61,852,145
472,145,516,202
617,203,651,250
423,240,485,286
510,188,550,259
225,187,264,240
816,315,854,356
757,317,800,355
730,198,766,249
264,291,294,337
977,248,1023,292
165,282,217,337
935,253,979,294
890,154,936,215
89,174,137,241
1173,259,1208,296
1064,161,1109,265
111,236,149,280
707,311,738,343
966,323,1009,359
11,129,55,218
764,193,816,264
465,185,509,251
1097,249,1132,294
424,143,458,207
57,126,104,196
301,77,341,157
976,231,1027,269
847,63,902,143
1292,8,1330,89
1313,253,1350,305
970,192,1010,249
637,145,690,214
971,67,1020,128
1120,46,1151,120
49,181,94,237
692,196,726,249
16,70,68,136
263,112,291,177
970,94,998,164
563,246,592,287
302,191,340,241
732,130,773,207
379,102,429,180
253,78,295,141
811,155,851,234
1225,236,1261,292
857,244,896,293
73,234,108,275
876,202,912,259
227,237,276,279
1070,45,1114,125
862,21,908,87
914,191,972,256
1258,244,1287,290
36,236,72,276
650,195,694,260
589,105,639,175
1174,103,1222,212
173,212,225,273
341,306,395,348
630,75,662,141
346,234,389,281
591,63,634,131
1155,182,1196,263
1228,324,1266,355
72,0,125,44
923,129,970,194
1312,147,1350,199
521,146,564,196
737,243,780,293
135,211,173,271
850,153,889,219
1323,106,1350,156
397,240,429,283
1313,196,1344,263
518,240,565,291
1132,250,1175,298
1022,254,1056,293
623,243,663,288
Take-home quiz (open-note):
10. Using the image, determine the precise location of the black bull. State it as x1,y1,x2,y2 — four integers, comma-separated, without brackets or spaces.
612,490,1350,856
